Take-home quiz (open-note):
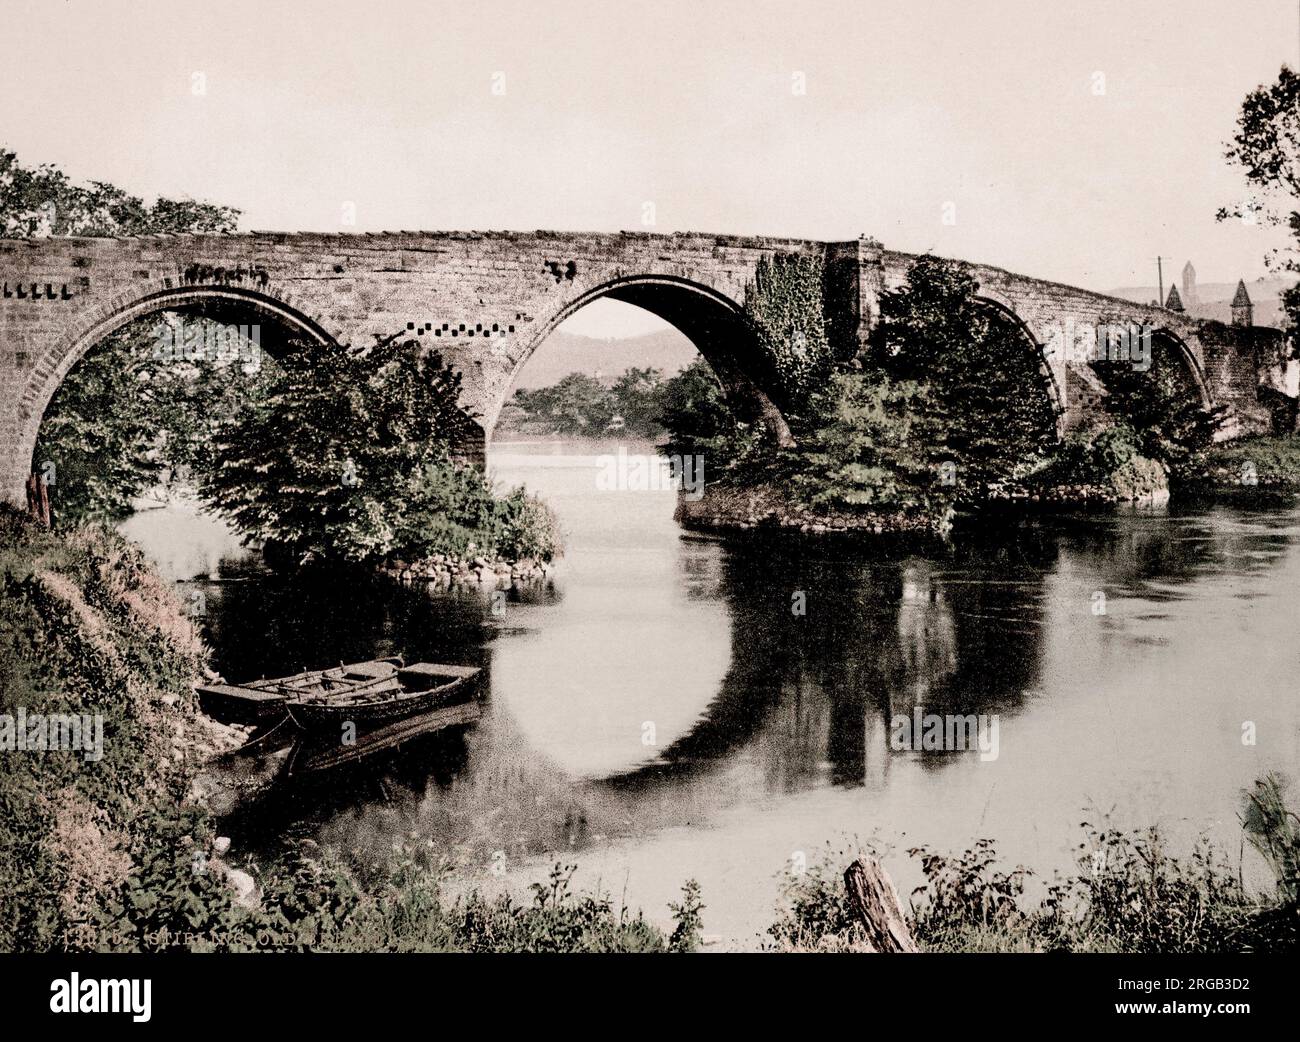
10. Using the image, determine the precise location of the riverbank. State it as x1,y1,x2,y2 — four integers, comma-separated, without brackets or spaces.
1180,434,1300,491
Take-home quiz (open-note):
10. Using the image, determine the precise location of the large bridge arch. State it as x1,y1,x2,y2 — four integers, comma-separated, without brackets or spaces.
11,281,337,503
489,272,794,445
971,293,1067,432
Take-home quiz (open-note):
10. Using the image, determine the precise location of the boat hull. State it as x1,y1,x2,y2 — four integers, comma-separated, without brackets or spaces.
285,676,476,731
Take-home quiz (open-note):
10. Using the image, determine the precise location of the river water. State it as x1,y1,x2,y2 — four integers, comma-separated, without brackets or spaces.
125,442,1300,949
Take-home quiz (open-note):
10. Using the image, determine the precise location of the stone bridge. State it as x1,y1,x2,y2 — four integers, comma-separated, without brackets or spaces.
0,230,1283,506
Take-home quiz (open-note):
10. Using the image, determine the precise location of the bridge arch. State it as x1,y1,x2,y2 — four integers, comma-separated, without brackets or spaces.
14,282,336,500
492,273,793,444
1150,327,1213,410
972,294,1067,432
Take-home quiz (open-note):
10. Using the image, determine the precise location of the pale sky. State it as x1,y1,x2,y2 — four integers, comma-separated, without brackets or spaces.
2,0,1296,339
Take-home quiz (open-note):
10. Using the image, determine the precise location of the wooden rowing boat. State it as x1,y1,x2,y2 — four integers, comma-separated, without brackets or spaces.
196,658,482,733
284,660,481,731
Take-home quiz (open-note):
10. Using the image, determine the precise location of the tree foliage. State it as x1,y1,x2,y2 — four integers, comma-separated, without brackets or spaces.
862,256,1059,500
1091,342,1218,469
655,359,737,453
511,372,619,436
33,319,267,524
201,335,557,565
610,367,664,433
0,147,238,238
1220,66,1300,335
795,373,943,514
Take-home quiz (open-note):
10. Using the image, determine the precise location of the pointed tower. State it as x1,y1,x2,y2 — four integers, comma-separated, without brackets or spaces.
1231,280,1253,327
1181,261,1198,306
1164,283,1185,312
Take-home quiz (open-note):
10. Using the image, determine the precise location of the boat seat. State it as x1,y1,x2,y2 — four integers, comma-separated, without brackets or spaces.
342,660,400,680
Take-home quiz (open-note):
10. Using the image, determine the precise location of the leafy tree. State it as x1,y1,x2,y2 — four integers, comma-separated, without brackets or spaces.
201,334,555,565
1219,66,1300,336
866,256,1058,499
511,373,616,435
201,335,474,563
0,147,238,237
30,324,162,524
609,367,664,434
31,316,267,525
655,359,737,454
1091,343,1218,470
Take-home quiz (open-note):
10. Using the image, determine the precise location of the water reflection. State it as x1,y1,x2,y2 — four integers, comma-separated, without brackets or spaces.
125,454,1300,943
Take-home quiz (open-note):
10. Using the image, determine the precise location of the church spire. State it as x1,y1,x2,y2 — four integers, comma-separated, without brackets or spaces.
1231,279,1253,327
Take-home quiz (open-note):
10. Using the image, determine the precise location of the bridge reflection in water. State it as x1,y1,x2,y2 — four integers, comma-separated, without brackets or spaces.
173,450,1300,913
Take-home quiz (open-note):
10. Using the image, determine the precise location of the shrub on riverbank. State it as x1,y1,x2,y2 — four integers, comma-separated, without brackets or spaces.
1014,423,1170,503
769,791,1300,953
93,826,704,953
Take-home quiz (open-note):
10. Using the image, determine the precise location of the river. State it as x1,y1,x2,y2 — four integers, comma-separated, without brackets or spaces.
122,441,1300,949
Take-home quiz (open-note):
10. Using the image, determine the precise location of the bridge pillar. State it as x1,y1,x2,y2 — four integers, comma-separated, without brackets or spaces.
823,236,885,362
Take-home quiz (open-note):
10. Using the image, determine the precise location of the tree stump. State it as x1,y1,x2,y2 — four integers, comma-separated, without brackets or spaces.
843,857,918,953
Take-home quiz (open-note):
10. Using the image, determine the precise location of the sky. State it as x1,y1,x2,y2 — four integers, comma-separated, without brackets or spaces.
2,0,1296,338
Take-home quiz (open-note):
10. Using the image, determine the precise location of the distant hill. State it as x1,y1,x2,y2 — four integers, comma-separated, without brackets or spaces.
513,329,699,388
1105,274,1293,328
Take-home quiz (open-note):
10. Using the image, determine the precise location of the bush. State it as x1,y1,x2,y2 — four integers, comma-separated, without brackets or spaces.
793,371,948,514
1023,422,1168,499
1091,346,1219,471
769,794,1299,954
203,334,559,565
83,833,703,953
